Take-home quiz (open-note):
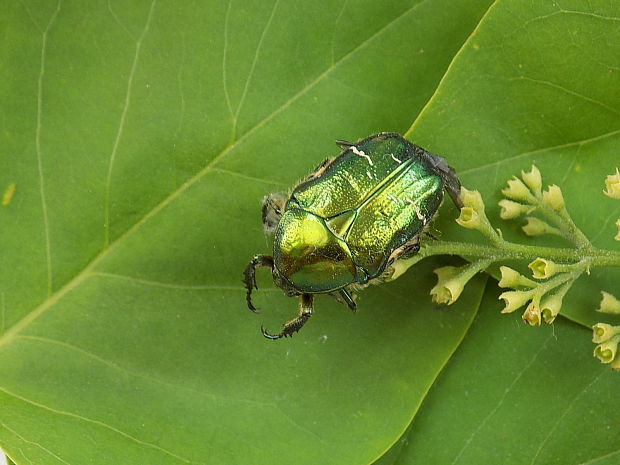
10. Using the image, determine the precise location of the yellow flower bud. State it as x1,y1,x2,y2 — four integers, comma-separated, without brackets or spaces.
498,199,534,220
528,258,557,279
611,356,620,371
596,291,620,314
498,266,536,288
521,217,560,237
541,294,562,324
430,261,489,306
499,290,532,313
542,185,565,211
521,165,542,195
592,323,620,343
603,168,620,199
615,218,620,241
522,301,541,326
430,266,464,305
502,177,532,202
540,281,571,324
593,335,620,363
460,187,485,210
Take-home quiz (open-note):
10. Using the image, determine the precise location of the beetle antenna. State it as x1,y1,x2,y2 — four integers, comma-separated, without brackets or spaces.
242,255,274,313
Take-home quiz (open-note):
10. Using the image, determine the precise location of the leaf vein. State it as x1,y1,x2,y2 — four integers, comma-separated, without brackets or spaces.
459,127,620,176
0,385,195,464
233,0,280,129
508,76,620,117
528,370,605,465
221,0,234,121
0,421,71,465
103,0,157,248
17,335,275,409
451,334,552,465
91,271,280,292
36,0,61,296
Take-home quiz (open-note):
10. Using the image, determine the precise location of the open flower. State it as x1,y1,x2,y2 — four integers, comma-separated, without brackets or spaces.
456,207,480,230
455,187,499,241
603,168,620,199
592,323,620,344
522,300,542,326
456,188,485,231
593,335,620,364
528,258,558,279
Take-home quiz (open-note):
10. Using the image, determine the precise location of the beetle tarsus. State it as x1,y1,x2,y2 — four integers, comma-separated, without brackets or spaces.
243,255,274,313
261,294,313,340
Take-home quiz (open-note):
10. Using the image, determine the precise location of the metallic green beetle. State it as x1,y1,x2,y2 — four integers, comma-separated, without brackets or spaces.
243,132,462,339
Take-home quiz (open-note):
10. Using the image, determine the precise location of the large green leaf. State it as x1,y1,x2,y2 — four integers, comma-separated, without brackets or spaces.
407,0,620,327
0,1,493,464
376,283,620,465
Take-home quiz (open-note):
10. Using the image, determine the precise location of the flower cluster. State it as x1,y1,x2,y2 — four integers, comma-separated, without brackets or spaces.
498,165,586,243
593,323,620,370
593,293,620,371
497,263,578,325
425,165,620,370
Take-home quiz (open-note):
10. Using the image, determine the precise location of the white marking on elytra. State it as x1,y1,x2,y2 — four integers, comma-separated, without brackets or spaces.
387,194,398,204
389,153,402,164
350,145,373,166
366,170,374,180
407,198,425,221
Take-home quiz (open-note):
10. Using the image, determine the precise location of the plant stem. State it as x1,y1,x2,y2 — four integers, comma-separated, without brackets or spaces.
398,239,620,271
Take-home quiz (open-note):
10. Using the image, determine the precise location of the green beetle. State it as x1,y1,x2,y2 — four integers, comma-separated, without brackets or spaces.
243,132,462,339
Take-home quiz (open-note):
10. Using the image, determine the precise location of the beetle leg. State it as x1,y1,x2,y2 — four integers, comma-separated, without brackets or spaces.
335,139,355,151
424,151,463,209
262,294,313,340
328,289,357,312
242,254,274,313
423,230,439,241
399,242,421,259
338,288,357,313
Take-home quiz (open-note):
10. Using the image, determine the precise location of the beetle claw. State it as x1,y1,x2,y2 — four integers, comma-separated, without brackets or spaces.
261,325,284,340
261,295,313,340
